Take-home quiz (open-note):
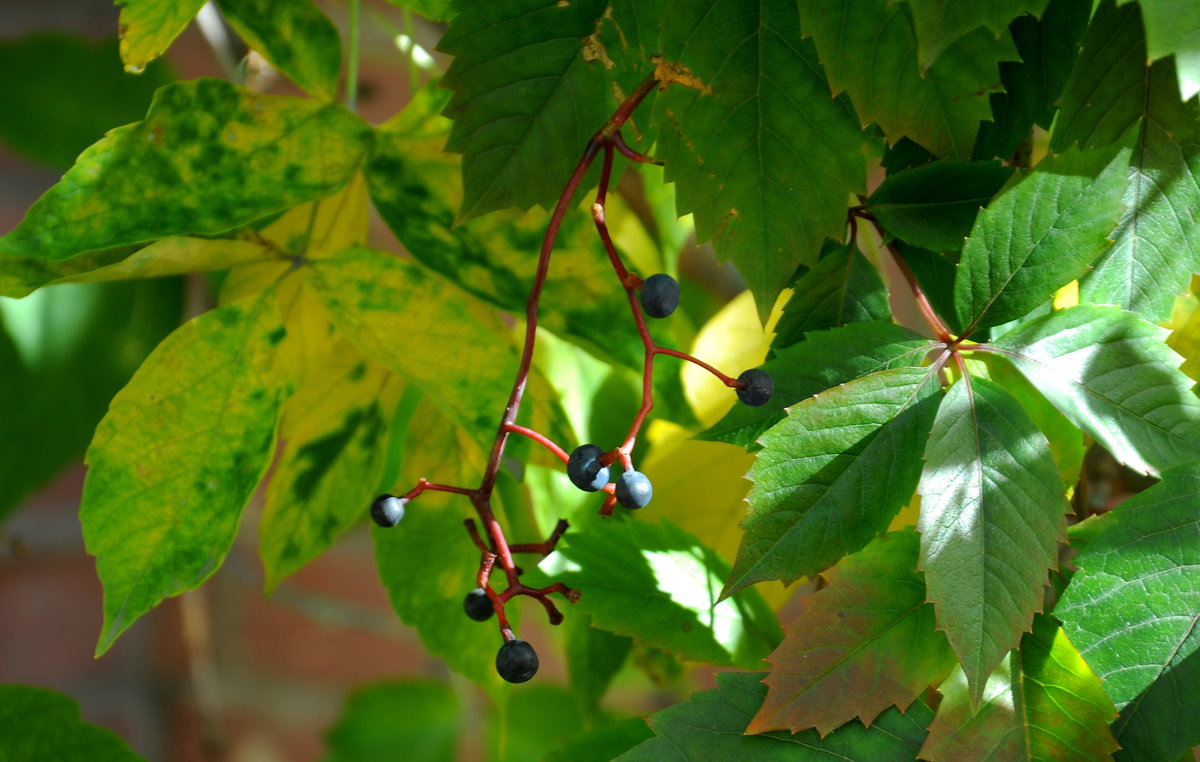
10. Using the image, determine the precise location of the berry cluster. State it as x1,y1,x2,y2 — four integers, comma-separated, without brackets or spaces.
370,75,773,683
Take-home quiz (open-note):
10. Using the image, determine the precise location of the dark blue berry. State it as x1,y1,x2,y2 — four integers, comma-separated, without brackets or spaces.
615,470,653,509
567,444,610,492
370,494,406,527
496,638,539,683
736,369,774,407
639,273,681,318
464,588,494,621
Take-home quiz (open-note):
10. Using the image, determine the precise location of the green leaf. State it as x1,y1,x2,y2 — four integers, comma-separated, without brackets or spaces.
904,0,1049,72
259,345,402,591
0,279,182,519
0,685,147,761
867,160,1015,252
82,295,287,655
545,719,655,762
920,615,1119,761
1056,464,1200,762
1118,0,1200,100
617,672,933,761
1052,0,1151,151
366,86,648,373
489,685,584,762
323,680,458,762
437,0,611,220
531,513,782,669
917,376,1069,704
373,498,509,690
748,530,956,736
954,141,1131,335
215,0,342,100
565,613,633,716
1079,59,1200,322
0,79,370,261
800,0,1017,158
115,0,206,70
772,244,891,349
992,304,1200,475
305,246,522,447
726,366,943,595
0,34,172,168
656,0,870,319
972,0,1091,161
700,322,933,448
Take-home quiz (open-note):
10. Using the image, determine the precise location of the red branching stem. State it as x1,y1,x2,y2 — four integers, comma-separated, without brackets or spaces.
654,347,738,385
508,519,570,555
504,423,569,463
403,477,477,500
887,241,955,344
612,131,662,165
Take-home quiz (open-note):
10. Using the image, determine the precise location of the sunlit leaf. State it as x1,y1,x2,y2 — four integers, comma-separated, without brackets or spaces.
531,513,781,668
82,294,289,654
0,685,147,761
700,322,932,448
917,376,1069,704
216,0,342,99
920,615,1119,761
1117,0,1200,100
323,680,458,762
954,141,1130,335
749,530,956,736
727,366,943,595
656,0,870,318
800,0,1017,158
993,304,1200,475
0,79,370,261
115,0,206,71
617,671,933,761
1056,464,1200,761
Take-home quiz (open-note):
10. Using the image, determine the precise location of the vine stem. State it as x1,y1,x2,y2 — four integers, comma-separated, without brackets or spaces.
862,212,955,343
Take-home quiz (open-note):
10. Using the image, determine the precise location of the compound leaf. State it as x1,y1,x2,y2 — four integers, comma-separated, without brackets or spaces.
800,0,1017,158
749,530,956,736
656,0,869,319
867,160,1014,252
530,513,781,669
1056,464,1200,762
700,322,932,448
216,0,342,100
920,615,1119,761
305,246,520,447
917,376,1069,705
115,0,206,70
954,141,1130,335
993,304,1200,475
726,366,943,595
0,685,147,761
0,79,370,261
82,294,288,655
617,672,933,761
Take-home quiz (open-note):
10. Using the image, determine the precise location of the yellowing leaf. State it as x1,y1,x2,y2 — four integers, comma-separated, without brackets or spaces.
117,0,206,71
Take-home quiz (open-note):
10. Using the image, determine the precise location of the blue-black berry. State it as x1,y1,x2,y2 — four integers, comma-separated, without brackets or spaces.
736,369,774,407
567,444,610,492
464,588,494,621
639,273,681,318
615,470,653,509
496,638,539,683
370,494,407,527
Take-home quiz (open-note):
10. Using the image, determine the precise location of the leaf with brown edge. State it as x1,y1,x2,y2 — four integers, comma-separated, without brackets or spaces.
748,529,956,736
